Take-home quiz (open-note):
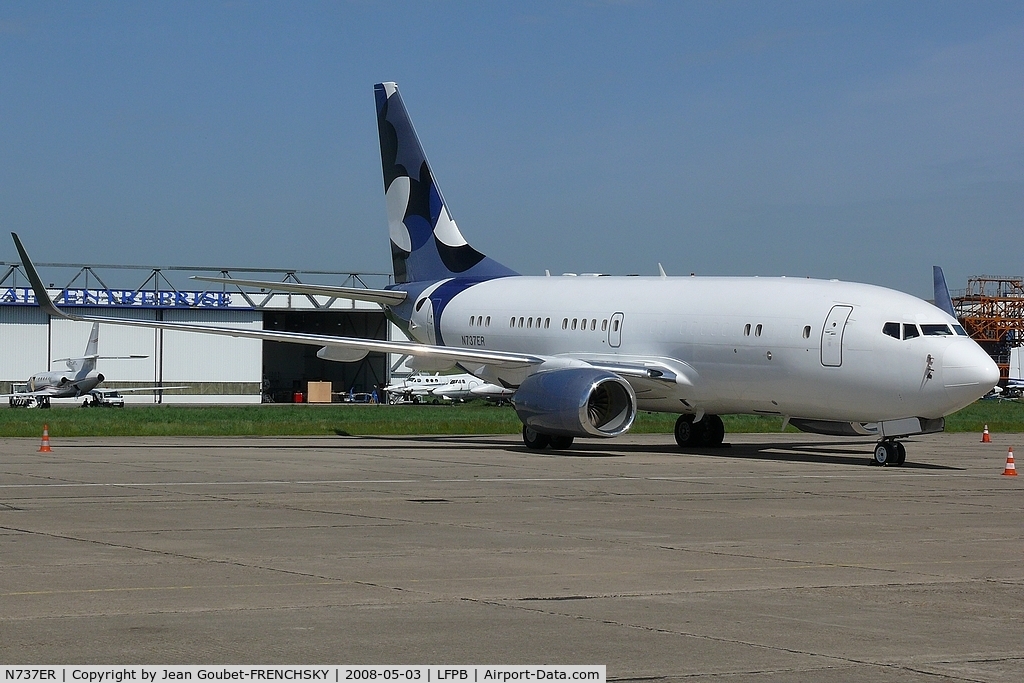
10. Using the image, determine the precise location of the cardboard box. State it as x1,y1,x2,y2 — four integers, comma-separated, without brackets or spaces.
306,381,333,404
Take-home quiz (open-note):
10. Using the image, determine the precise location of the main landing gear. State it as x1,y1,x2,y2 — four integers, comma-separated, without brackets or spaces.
873,440,907,467
522,426,574,451
674,414,725,448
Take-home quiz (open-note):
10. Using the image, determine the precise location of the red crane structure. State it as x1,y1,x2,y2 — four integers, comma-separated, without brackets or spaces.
952,276,1024,384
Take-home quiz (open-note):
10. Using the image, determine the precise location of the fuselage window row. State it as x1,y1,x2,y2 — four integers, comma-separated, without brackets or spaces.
494,317,615,332
507,317,552,329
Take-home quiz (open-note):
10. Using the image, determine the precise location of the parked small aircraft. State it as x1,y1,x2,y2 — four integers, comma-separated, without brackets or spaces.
2,322,184,408
431,376,514,403
383,373,458,403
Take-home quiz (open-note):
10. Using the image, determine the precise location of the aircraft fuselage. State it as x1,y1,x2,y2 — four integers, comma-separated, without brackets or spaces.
401,275,997,424
27,370,103,398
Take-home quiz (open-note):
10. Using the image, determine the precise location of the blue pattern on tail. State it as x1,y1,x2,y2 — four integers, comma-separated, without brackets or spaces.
375,82,518,284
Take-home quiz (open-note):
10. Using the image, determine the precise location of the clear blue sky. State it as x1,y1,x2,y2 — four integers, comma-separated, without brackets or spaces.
1,1,1021,297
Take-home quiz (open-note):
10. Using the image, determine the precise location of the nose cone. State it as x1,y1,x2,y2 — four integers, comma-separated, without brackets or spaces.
942,339,1000,410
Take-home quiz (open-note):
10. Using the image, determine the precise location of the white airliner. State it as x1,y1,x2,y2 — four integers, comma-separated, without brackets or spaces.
10,81,999,464
1,322,182,407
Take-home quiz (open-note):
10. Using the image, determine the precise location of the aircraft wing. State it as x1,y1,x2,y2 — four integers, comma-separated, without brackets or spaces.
191,276,408,307
12,233,542,371
0,390,57,399
12,234,696,383
92,386,189,394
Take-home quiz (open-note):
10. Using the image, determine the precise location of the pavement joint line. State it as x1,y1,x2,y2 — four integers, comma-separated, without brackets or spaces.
2,579,348,597
466,597,972,679
0,523,424,597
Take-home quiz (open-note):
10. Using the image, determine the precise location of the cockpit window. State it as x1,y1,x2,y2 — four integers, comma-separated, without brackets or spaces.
882,322,900,339
921,324,954,336
953,325,968,336
902,323,920,340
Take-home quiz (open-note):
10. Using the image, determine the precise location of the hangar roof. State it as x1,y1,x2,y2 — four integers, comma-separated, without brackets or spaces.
0,261,390,312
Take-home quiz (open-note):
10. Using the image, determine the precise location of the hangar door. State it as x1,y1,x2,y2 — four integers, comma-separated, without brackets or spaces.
262,310,388,402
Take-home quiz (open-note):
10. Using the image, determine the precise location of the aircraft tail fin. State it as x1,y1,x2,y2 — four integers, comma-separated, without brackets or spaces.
375,82,517,284
63,323,100,373
932,266,957,318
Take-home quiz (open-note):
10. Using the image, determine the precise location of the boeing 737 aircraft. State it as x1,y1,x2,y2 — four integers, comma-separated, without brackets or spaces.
10,81,999,464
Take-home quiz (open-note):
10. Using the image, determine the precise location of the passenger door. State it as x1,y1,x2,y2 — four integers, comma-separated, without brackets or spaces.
820,305,853,367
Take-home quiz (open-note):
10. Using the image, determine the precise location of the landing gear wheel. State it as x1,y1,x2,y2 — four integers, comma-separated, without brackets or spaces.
895,441,906,466
548,435,575,450
702,415,725,446
674,414,705,448
873,441,897,466
522,426,551,450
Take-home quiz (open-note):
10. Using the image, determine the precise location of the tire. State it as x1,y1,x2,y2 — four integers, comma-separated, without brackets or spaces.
895,441,906,466
522,426,551,450
549,435,575,450
675,414,705,448
703,415,725,446
873,442,892,466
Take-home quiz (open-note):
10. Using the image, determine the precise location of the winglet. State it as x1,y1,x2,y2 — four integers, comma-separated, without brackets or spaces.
932,266,956,318
11,233,72,319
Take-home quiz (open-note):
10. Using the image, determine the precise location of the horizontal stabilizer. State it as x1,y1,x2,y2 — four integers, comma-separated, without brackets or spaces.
52,354,148,364
192,276,407,306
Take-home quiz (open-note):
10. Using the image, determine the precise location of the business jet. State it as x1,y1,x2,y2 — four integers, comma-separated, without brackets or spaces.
430,375,515,403
10,81,999,464
2,322,182,407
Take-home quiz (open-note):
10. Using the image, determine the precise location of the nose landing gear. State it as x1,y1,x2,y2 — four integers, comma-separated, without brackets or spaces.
873,440,906,466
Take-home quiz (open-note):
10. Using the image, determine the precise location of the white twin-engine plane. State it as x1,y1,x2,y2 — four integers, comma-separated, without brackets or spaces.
11,81,998,464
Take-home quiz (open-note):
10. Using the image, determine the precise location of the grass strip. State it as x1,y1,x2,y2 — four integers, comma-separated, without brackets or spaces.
0,400,1021,438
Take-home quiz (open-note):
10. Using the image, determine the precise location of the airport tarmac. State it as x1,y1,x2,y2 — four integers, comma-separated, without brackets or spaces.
1,431,1022,681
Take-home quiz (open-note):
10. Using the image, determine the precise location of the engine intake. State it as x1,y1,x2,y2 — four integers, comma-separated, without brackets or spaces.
512,367,636,438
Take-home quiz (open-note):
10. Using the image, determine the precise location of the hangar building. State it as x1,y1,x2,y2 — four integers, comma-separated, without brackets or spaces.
0,261,395,404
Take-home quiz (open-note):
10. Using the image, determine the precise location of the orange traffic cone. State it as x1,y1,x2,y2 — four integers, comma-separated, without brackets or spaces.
1002,448,1017,476
981,425,991,443
38,424,52,453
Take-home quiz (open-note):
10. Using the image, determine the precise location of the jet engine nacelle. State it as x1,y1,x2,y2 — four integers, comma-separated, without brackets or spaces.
512,367,636,438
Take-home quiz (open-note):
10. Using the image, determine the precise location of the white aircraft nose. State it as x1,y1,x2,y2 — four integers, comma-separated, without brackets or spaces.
942,339,1000,408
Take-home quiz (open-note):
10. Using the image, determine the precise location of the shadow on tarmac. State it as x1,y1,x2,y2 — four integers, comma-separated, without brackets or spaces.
65,433,964,470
